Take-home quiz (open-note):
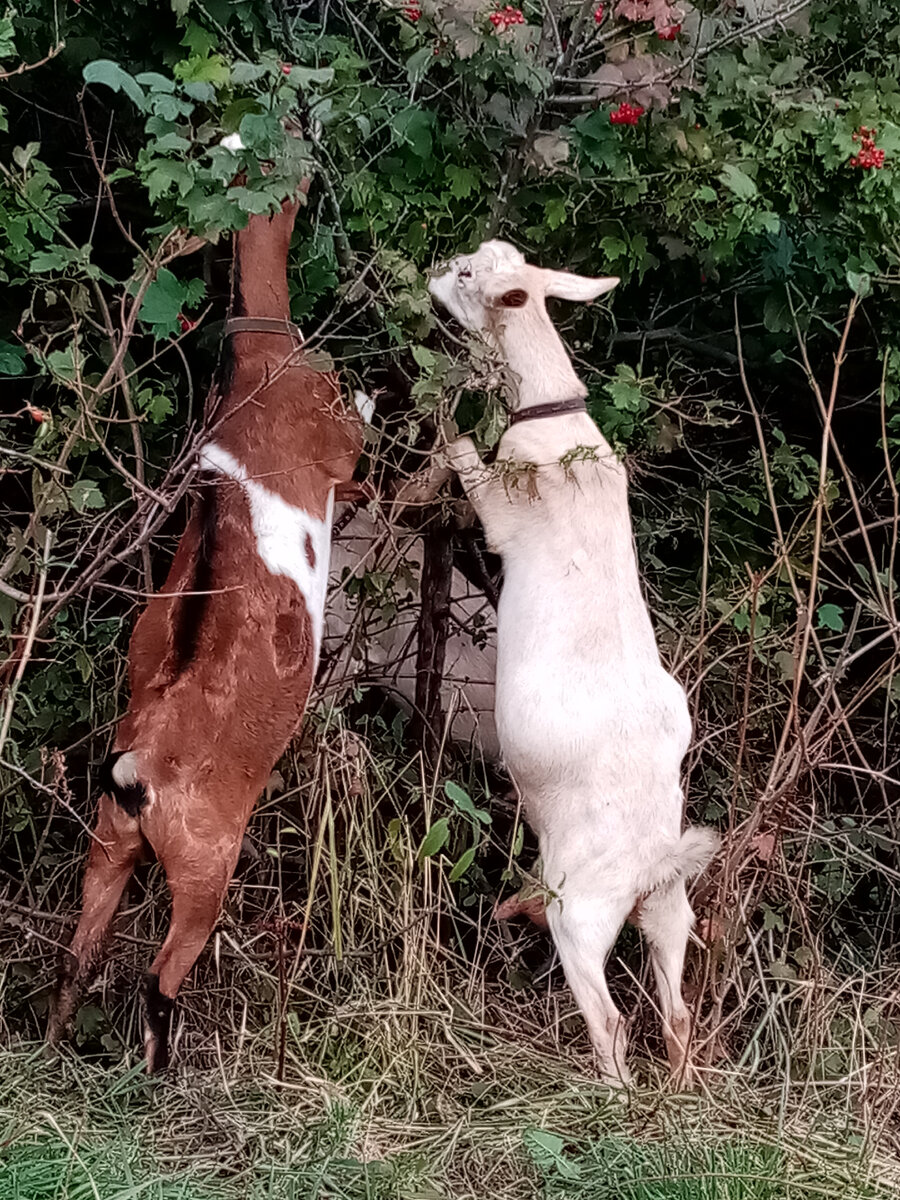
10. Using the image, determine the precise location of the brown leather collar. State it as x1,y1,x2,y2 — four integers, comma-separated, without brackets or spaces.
224,316,303,343
507,397,588,426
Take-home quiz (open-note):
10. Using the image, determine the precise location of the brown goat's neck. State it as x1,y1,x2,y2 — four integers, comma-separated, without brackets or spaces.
230,200,299,320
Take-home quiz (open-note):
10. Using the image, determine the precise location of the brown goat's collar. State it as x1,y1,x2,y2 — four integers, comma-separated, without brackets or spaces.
224,316,304,343
507,397,587,426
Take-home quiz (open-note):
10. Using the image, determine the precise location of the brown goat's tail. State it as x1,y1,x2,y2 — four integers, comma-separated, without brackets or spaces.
99,750,148,817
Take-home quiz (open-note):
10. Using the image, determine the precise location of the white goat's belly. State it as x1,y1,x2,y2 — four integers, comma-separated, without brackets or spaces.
494,585,692,840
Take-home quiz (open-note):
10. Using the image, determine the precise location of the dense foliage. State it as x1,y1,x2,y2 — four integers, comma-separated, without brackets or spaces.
1,0,900,1087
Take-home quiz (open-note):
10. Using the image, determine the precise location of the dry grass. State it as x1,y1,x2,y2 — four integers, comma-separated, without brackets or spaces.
3,710,900,1198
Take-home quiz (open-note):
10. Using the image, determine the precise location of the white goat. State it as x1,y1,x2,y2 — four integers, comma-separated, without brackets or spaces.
428,240,718,1084
320,504,500,760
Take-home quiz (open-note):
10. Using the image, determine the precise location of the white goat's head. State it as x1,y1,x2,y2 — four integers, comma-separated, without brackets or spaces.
428,239,619,336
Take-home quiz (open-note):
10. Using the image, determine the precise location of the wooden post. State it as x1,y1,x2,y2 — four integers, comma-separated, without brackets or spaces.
413,519,453,766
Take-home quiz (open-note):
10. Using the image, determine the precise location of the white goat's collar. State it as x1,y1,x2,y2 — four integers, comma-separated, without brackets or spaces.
507,397,588,426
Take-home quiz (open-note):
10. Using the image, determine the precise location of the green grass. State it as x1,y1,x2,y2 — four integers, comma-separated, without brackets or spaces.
0,1037,896,1200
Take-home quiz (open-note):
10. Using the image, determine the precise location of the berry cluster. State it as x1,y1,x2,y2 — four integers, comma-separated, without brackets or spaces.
489,5,525,30
610,101,645,126
403,3,421,19
849,126,885,170
594,5,604,22
657,22,681,39
177,313,196,334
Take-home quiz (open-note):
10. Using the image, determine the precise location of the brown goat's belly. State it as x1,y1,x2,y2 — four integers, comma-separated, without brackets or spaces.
120,523,319,823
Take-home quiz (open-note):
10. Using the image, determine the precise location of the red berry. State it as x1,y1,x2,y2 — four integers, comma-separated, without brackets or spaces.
594,4,604,21
178,313,195,334
849,125,887,170
658,23,681,39
610,100,643,126
281,63,292,75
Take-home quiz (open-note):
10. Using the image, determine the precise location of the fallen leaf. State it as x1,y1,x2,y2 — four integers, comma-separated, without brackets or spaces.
752,831,777,863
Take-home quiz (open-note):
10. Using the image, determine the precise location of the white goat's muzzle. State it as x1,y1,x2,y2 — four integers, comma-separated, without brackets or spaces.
427,261,477,328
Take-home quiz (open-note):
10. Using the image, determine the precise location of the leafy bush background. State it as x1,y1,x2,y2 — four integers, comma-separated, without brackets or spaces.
1,0,900,1121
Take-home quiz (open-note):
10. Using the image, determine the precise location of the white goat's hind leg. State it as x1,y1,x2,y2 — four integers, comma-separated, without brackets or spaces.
547,894,633,1085
638,881,696,1085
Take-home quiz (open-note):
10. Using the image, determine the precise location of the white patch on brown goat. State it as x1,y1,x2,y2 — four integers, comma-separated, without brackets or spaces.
199,442,334,658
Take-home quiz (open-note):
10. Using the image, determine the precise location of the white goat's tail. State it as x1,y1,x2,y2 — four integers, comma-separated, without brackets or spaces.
638,826,720,897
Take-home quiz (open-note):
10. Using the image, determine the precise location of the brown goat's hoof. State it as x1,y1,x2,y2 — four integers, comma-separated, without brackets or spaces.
142,973,174,1073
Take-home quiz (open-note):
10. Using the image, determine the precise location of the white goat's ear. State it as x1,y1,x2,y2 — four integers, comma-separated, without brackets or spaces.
542,270,619,303
492,286,529,309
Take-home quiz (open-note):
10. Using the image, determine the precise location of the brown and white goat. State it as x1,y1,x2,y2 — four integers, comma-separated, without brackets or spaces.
48,195,363,1070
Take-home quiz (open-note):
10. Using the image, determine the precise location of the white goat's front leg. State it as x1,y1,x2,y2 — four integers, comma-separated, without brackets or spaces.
445,437,511,550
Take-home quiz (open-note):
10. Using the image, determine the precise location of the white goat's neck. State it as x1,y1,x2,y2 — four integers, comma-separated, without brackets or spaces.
495,304,586,411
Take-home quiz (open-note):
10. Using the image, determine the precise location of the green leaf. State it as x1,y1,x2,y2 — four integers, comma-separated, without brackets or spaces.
846,270,871,298
391,107,433,159
0,14,16,59
445,164,479,199
512,823,524,857
763,292,791,333
0,341,26,375
718,163,757,200
30,247,81,273
134,71,175,93
174,53,230,88
418,817,450,861
239,111,282,154
522,1129,581,1181
143,159,194,201
445,780,491,825
544,197,567,231
769,56,806,86
410,343,436,371
46,345,78,382
152,132,193,153
137,388,173,423
82,60,146,110
231,62,268,85
75,646,93,682
12,141,40,170
406,46,433,85
222,98,263,133
289,66,334,88
139,268,194,332
448,846,477,882
599,235,627,260
817,603,844,632
68,479,105,513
